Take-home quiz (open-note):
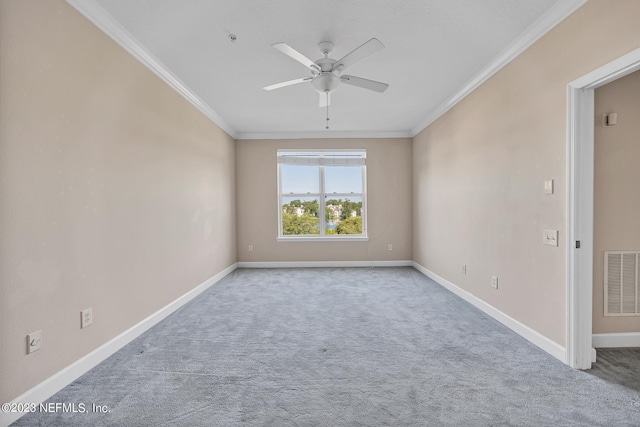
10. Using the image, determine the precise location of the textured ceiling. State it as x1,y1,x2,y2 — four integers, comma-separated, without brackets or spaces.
76,0,582,138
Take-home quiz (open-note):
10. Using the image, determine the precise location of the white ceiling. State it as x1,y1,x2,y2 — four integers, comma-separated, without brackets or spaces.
70,0,585,139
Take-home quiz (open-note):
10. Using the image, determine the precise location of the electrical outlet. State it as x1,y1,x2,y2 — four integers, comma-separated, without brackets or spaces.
248,244,253,252
81,308,93,329
462,265,467,274
387,244,393,251
491,276,498,289
544,179,554,195
543,230,558,247
27,330,42,354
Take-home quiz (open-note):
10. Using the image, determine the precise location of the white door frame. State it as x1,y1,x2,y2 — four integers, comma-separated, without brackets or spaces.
566,47,640,369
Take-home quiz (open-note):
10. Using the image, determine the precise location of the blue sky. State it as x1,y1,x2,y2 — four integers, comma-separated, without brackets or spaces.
281,165,363,194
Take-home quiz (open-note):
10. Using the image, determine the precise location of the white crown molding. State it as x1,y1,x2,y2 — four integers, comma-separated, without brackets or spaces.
65,0,238,139
412,262,567,363
592,332,640,348
410,0,588,137
1,263,238,427
238,260,413,268
236,131,413,140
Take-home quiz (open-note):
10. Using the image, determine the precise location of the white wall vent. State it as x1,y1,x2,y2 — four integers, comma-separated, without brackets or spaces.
604,251,639,316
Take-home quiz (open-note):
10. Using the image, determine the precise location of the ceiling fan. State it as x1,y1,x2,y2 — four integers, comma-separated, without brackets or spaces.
263,38,389,107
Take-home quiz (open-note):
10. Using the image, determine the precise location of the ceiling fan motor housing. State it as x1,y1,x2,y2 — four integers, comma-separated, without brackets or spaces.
311,56,340,94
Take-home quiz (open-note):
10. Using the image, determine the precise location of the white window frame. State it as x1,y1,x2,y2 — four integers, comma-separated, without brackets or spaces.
277,149,368,242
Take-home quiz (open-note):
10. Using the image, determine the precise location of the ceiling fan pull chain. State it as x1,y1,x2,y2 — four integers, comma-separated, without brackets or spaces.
325,91,330,129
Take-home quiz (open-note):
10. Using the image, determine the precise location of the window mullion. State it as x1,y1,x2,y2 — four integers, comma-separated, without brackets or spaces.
278,162,282,237
362,165,367,235
324,193,363,198
319,159,326,236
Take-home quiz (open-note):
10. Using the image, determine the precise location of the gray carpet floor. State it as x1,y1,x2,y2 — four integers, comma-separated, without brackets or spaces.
13,267,640,426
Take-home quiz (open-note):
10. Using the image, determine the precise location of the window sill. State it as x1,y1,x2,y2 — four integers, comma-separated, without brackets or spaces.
277,236,369,242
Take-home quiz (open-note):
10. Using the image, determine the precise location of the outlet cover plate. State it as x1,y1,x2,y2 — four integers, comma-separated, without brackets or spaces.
543,230,558,247
491,276,498,289
81,308,93,329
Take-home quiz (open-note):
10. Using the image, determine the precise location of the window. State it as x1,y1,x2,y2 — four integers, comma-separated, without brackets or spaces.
277,150,367,240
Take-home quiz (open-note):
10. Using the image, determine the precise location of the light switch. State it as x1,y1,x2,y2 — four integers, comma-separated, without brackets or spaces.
543,230,558,247
603,112,618,127
27,330,42,354
544,180,554,195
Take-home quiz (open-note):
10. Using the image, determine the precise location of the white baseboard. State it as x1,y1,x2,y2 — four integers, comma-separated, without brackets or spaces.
412,262,567,363
592,332,640,348
1,263,237,427
237,260,413,268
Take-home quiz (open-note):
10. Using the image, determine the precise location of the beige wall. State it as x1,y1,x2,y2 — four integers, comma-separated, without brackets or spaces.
413,0,640,346
236,138,412,262
592,71,640,334
0,0,236,403
4,0,640,406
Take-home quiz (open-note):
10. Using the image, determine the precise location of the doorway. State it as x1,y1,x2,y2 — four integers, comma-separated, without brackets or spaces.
566,47,640,369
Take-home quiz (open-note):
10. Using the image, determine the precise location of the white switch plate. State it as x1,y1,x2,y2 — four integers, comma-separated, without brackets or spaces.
491,276,498,289
543,230,558,246
248,244,253,252
81,308,93,329
387,244,393,251
462,265,467,274
603,112,618,127
27,330,42,354
544,179,554,195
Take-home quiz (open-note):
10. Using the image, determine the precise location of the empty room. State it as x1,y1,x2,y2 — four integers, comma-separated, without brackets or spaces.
2,0,640,425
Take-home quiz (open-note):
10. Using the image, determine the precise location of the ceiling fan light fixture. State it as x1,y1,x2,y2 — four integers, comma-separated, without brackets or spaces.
311,74,341,94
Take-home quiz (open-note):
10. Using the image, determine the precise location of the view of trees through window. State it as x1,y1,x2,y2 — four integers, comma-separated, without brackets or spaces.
281,198,363,235
278,150,366,238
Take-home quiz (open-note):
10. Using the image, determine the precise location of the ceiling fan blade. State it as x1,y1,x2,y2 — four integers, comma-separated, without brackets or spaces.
272,43,320,72
319,92,331,108
263,77,312,91
340,75,389,93
333,38,384,74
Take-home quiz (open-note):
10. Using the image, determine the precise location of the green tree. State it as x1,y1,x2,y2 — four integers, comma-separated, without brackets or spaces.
302,200,319,217
325,207,333,223
282,200,301,215
282,212,319,235
339,199,362,221
335,216,362,234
